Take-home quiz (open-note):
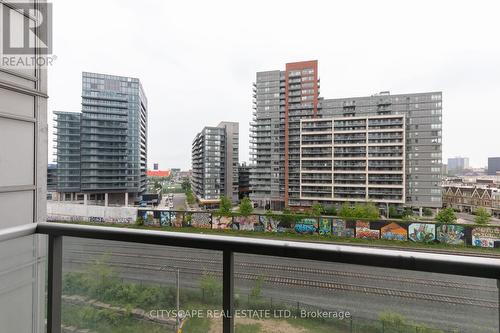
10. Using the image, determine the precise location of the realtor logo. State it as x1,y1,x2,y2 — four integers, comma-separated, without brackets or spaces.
1,2,52,55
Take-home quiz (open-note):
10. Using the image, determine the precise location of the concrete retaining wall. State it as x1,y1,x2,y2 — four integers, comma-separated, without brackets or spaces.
47,202,137,224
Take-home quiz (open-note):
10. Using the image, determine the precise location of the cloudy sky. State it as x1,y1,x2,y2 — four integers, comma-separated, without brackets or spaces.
48,0,500,170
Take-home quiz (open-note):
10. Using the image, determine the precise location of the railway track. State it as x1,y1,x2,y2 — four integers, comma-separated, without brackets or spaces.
65,257,499,309
66,249,499,292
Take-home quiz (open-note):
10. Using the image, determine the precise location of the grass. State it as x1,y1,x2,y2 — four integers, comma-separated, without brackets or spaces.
62,303,168,333
286,317,348,333
181,316,211,333
235,323,262,333
56,219,500,255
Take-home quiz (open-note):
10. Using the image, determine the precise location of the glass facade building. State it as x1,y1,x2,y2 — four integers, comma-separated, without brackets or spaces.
192,122,239,204
53,72,148,204
251,61,442,210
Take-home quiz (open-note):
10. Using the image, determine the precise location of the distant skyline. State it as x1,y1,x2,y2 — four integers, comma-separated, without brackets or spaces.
48,0,500,170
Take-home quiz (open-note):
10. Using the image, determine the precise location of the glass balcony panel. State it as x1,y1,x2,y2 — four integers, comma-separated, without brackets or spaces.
233,254,498,333
0,234,46,333
62,237,222,333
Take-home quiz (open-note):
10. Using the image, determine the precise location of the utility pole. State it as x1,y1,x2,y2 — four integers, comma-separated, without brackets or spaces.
176,268,180,331
161,265,181,332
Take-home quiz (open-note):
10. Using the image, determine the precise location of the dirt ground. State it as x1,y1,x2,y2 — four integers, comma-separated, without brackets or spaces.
208,317,309,333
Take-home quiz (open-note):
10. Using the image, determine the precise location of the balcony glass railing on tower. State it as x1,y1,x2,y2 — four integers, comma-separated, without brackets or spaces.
0,223,499,333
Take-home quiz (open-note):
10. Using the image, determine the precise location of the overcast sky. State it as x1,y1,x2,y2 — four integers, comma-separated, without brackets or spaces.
48,0,500,170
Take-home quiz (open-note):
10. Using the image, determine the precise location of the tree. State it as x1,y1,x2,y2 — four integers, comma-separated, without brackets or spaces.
435,207,457,224
475,207,491,225
388,206,399,219
339,202,379,220
217,195,232,216
339,202,353,219
186,189,195,205
310,203,324,216
278,207,296,228
181,178,191,192
354,203,379,219
324,206,337,216
239,197,254,216
422,207,433,217
200,273,222,303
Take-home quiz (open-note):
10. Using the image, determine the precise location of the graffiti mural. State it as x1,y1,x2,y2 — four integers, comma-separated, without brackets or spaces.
380,222,407,241
331,219,354,238
160,211,171,227
436,224,465,245
472,227,500,248
212,215,232,229
191,212,211,228
171,211,183,228
318,218,332,235
356,221,380,240
408,223,436,243
143,211,155,225
294,218,318,234
233,215,259,231
259,215,279,232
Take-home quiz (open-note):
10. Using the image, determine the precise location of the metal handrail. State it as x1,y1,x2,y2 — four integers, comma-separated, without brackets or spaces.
0,223,37,242
1,222,500,333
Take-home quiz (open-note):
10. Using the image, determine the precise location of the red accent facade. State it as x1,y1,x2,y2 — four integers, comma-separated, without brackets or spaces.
284,60,319,207
147,170,171,177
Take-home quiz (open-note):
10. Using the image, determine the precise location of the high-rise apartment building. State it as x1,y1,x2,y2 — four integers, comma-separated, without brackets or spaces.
488,157,500,176
250,61,442,210
250,61,320,210
192,122,239,205
53,72,148,205
448,157,469,174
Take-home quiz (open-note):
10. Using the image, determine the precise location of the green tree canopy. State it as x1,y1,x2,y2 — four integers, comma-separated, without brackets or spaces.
217,195,233,216
435,207,457,224
238,197,254,216
310,203,324,216
474,207,491,225
422,207,433,217
339,202,379,220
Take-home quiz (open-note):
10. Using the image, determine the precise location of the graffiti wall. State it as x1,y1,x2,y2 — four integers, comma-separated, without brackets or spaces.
294,218,318,234
331,219,354,238
436,224,465,245
318,218,332,235
233,215,259,231
170,211,183,227
133,209,500,248
191,212,211,228
159,211,171,227
472,227,500,248
408,223,436,243
212,215,233,230
356,221,380,240
380,222,407,241
259,216,279,232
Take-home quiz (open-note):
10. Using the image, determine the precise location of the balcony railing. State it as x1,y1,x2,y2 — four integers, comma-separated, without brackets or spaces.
1,222,500,333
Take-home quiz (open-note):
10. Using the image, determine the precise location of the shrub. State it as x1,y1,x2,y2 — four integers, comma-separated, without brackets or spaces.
422,207,433,217
135,216,144,226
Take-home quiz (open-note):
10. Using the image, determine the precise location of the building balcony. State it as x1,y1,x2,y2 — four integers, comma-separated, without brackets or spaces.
1,223,499,333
